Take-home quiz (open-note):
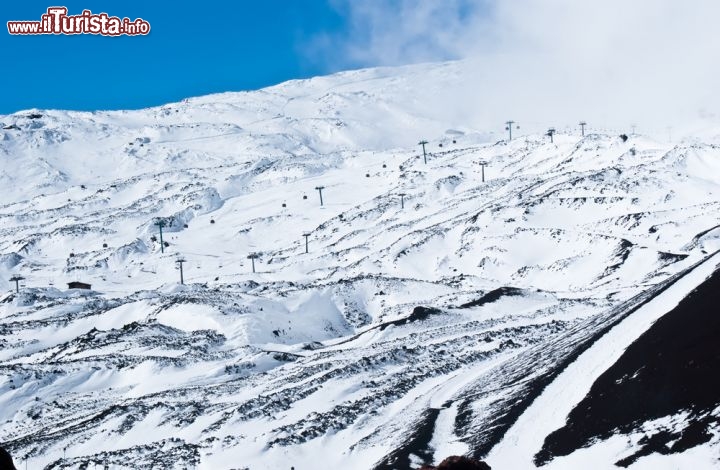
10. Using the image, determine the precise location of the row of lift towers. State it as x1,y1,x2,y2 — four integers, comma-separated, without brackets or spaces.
156,119,592,283
8,120,590,290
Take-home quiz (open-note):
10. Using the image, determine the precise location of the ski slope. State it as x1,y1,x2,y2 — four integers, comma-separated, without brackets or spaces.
1,60,719,469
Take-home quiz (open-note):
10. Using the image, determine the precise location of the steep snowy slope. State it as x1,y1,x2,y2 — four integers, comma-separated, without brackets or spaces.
537,260,720,469
1,61,720,469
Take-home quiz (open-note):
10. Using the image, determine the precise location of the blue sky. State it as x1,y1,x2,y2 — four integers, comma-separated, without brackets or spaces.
2,0,716,129
0,1,352,113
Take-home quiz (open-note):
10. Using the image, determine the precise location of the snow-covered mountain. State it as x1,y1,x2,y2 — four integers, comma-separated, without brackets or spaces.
1,60,719,470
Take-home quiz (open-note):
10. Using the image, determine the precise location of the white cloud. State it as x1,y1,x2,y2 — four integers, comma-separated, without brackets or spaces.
307,0,720,133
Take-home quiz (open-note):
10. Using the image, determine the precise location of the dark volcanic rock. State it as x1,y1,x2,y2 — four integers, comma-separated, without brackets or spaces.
536,267,720,466
381,306,442,330
458,287,525,308
0,446,17,470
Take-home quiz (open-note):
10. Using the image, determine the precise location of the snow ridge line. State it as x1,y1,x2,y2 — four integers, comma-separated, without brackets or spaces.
451,250,720,457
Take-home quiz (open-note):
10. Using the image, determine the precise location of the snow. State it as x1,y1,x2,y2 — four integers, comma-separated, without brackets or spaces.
1,58,720,469
541,419,720,470
487,251,720,468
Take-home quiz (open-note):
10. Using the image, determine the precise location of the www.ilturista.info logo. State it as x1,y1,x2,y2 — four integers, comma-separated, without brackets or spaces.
7,7,150,36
